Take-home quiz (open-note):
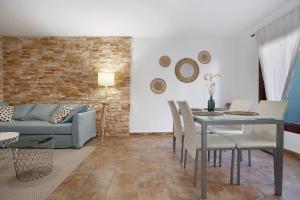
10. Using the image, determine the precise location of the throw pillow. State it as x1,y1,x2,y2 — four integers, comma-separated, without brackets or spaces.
12,104,36,120
0,106,14,122
61,104,89,123
23,104,59,121
49,106,74,124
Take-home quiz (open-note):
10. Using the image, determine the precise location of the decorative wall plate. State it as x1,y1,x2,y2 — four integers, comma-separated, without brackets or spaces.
150,78,166,94
198,51,211,64
175,58,199,83
159,55,171,67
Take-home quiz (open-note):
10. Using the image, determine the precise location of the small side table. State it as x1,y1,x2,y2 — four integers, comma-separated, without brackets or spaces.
11,136,54,182
0,132,19,168
99,102,119,143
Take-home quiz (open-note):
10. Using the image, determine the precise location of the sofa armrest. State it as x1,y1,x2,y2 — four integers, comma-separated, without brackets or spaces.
72,110,96,149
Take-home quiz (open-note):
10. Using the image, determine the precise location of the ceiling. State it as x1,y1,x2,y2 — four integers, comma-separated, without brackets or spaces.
0,0,297,38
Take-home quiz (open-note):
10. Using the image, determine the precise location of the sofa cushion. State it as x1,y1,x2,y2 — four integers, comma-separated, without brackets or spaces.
0,106,14,122
49,105,74,124
23,104,59,121
0,121,72,135
61,104,89,123
0,102,8,107
13,104,36,120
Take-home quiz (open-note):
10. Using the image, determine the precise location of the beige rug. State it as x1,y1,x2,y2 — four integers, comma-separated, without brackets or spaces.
0,146,95,200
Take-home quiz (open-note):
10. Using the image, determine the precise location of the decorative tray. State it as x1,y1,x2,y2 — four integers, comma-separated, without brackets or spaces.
191,108,202,112
203,108,225,111
224,111,259,116
194,111,224,116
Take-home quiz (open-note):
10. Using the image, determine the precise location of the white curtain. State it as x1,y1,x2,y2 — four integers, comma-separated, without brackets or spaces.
256,6,300,101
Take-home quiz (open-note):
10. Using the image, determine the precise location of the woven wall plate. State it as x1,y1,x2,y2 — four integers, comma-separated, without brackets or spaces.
150,78,166,94
159,55,171,67
175,58,199,83
198,51,211,64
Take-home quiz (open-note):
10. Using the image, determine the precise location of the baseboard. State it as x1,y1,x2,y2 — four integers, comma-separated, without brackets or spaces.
130,132,172,136
284,149,300,160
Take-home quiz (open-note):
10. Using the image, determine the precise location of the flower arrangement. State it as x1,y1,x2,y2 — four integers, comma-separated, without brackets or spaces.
204,73,221,97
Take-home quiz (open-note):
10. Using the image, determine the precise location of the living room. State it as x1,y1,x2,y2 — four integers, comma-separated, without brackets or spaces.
0,0,300,200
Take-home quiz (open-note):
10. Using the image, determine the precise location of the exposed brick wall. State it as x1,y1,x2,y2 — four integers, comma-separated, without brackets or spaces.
2,37,131,136
0,36,3,101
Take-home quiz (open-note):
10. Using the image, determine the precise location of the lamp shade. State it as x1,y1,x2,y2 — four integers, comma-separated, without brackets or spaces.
98,72,115,86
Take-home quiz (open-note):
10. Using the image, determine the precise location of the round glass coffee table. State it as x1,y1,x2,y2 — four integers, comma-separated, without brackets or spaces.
0,132,19,168
11,136,54,181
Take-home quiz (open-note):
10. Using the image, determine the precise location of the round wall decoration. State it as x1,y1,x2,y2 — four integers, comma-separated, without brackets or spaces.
198,51,211,64
175,58,199,83
150,78,167,94
159,55,171,67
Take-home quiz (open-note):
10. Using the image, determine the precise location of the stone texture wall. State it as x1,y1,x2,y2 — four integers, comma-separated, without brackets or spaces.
2,37,131,136
0,36,3,101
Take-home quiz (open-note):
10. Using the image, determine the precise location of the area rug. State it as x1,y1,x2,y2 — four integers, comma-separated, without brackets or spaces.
0,146,96,200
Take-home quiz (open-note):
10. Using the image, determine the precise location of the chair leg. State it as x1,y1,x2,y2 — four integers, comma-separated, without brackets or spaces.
237,149,241,185
184,149,187,168
208,150,210,161
240,150,243,162
230,149,235,184
194,150,199,187
180,136,184,164
273,148,276,185
219,150,222,167
248,149,252,166
173,136,176,153
213,150,217,167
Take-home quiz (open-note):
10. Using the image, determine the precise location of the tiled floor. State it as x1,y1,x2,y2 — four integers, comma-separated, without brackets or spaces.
48,136,300,200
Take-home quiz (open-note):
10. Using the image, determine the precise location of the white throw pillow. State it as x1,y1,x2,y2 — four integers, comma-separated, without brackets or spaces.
0,106,14,122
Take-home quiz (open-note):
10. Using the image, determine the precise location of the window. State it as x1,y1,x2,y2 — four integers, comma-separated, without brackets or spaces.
284,50,300,125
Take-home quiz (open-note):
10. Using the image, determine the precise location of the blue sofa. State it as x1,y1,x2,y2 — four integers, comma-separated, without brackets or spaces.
0,103,96,149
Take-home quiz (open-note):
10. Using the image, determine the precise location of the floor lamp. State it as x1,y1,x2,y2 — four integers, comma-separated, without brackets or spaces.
98,72,119,142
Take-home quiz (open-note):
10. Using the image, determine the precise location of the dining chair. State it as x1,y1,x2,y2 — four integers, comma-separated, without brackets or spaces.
229,100,288,185
177,101,236,186
214,100,252,166
168,100,185,163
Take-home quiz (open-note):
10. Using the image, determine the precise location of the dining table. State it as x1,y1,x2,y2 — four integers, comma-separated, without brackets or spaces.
193,113,284,199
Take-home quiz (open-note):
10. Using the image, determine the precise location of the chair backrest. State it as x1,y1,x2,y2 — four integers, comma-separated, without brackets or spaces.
177,101,197,158
229,100,252,111
251,100,288,141
167,101,183,139
221,100,253,132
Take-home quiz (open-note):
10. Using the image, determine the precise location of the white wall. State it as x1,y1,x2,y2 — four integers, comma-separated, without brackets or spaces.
234,33,259,106
130,37,238,132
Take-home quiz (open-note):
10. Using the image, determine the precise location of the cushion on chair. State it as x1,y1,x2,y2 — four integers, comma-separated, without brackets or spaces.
23,104,59,121
0,106,14,122
196,134,236,149
12,104,36,120
61,104,89,123
49,105,74,124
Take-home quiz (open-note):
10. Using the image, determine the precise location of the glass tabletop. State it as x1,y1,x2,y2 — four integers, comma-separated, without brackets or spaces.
193,114,278,122
11,136,53,148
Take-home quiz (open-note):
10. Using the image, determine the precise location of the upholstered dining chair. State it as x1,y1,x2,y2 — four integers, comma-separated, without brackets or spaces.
214,100,252,166
224,101,288,185
168,101,185,163
177,101,236,186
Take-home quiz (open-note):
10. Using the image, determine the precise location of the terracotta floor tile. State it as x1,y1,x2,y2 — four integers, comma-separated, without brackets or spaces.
48,136,300,200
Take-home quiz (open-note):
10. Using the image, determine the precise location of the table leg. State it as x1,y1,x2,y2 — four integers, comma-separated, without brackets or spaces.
201,123,208,199
275,121,284,196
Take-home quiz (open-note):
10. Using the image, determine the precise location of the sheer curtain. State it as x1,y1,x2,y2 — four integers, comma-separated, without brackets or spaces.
256,6,300,101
